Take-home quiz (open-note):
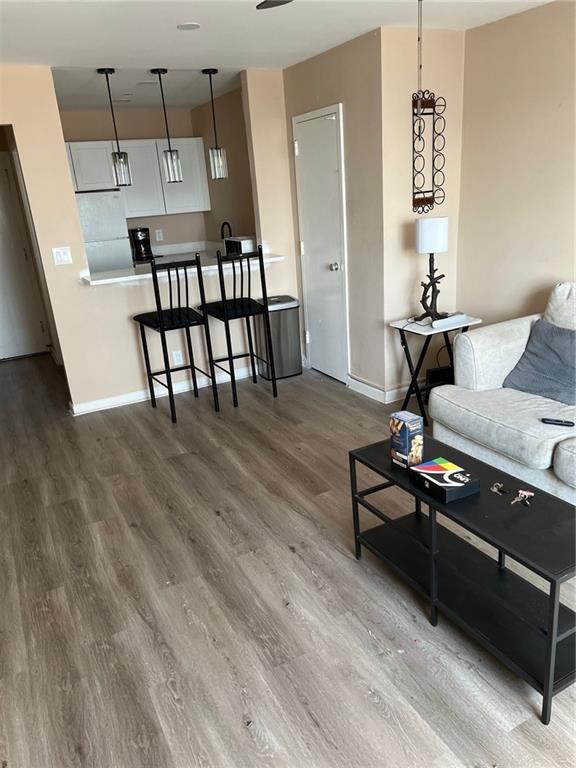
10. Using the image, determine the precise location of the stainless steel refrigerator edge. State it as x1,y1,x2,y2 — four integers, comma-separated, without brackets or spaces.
76,189,133,273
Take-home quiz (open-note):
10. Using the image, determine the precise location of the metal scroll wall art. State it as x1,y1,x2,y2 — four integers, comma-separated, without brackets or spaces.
412,0,446,213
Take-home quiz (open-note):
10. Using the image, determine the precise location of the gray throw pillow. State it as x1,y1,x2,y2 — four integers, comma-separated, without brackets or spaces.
503,319,576,405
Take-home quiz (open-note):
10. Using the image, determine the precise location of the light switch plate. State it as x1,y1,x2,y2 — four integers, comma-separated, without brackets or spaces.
155,229,164,242
52,246,72,265
172,350,183,365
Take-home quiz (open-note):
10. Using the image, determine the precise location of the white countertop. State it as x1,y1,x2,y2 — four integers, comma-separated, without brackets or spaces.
81,251,285,286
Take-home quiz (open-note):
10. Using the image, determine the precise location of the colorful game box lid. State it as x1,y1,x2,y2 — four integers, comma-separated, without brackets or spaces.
409,457,480,502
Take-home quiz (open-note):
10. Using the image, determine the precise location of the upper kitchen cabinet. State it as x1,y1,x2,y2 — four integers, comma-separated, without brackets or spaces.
65,144,77,190
120,139,166,218
157,138,211,214
68,141,116,191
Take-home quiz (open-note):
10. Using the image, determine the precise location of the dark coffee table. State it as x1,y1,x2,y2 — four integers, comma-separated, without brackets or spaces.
349,436,575,724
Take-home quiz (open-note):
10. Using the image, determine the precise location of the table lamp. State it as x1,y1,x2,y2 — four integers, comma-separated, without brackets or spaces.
414,216,449,321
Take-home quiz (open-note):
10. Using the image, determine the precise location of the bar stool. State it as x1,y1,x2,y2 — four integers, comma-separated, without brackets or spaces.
202,246,277,407
133,254,219,423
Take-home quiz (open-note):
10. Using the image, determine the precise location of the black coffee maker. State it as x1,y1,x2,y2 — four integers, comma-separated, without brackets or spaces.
129,227,153,263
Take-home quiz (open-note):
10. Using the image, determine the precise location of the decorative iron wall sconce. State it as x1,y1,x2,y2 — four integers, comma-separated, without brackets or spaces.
412,0,446,213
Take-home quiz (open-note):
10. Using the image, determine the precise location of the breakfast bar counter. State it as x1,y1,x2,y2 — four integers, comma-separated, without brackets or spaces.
81,250,286,286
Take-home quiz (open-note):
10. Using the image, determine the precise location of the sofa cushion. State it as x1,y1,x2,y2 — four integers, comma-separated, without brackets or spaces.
429,385,576,470
554,439,576,488
545,281,576,331
503,319,576,405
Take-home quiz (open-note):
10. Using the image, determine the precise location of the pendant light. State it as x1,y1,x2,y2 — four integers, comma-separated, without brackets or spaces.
150,68,183,183
202,68,228,180
411,0,446,213
97,68,132,187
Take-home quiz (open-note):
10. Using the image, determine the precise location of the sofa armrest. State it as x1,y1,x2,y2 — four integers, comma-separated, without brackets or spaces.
454,315,540,391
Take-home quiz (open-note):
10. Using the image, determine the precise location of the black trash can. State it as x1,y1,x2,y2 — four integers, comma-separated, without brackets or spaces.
255,295,302,380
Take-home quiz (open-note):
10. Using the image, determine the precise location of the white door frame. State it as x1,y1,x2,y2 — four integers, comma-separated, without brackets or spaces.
292,103,350,379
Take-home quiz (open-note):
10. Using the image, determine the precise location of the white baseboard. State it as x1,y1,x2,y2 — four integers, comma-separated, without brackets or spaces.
71,365,252,416
347,375,425,406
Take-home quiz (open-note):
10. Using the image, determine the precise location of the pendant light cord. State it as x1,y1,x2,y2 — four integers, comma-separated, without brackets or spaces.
156,72,173,153
104,72,122,154
209,72,219,149
417,0,423,93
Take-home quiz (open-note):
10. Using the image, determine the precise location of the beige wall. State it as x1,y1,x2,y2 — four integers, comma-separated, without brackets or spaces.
457,1,575,321
0,67,292,410
381,28,465,392
190,88,256,241
283,31,385,388
0,66,93,403
282,28,464,394
241,69,298,296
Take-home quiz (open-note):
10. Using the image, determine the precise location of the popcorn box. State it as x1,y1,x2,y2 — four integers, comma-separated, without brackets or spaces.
389,411,424,469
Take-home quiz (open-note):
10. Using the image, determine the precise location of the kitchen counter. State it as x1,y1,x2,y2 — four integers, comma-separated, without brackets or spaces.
81,250,285,286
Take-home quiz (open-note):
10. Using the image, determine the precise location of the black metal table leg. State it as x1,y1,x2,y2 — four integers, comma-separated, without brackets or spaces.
442,331,454,369
429,507,438,626
399,330,431,425
349,455,361,560
541,580,560,724
498,551,506,568
415,498,422,517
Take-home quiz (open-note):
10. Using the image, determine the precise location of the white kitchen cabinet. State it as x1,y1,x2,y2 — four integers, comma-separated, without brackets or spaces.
65,144,78,190
66,136,211,216
120,140,166,218
156,138,211,214
68,141,116,191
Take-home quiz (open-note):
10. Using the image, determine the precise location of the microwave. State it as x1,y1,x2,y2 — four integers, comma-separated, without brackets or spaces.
224,236,256,255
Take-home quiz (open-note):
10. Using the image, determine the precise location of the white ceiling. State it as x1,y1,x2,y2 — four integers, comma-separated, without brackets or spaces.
52,68,242,109
1,0,552,109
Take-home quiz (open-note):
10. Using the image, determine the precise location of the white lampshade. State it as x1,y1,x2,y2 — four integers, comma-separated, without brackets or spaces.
416,217,449,254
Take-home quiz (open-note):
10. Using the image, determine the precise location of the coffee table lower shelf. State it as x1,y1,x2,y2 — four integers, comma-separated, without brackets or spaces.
359,514,576,700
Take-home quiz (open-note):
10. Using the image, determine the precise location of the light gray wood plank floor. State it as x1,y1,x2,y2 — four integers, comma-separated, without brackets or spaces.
0,354,574,768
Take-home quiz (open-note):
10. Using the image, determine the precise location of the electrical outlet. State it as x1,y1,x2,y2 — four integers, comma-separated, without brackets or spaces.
172,350,184,365
52,246,72,265
155,229,164,242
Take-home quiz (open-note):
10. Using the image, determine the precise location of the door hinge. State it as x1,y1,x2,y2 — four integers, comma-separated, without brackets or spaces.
305,330,310,345
40,320,45,334
294,140,299,157
300,240,305,256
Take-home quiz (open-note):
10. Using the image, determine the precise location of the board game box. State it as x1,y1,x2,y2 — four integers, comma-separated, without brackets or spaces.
409,457,480,503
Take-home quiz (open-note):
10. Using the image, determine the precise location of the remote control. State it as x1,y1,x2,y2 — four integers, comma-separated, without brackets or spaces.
541,418,575,427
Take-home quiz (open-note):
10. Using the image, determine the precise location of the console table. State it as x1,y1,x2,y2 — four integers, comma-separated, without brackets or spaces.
349,437,575,724
389,316,482,425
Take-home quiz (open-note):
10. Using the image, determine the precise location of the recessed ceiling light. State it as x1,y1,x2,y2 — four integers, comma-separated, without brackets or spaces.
177,22,201,31
137,80,157,86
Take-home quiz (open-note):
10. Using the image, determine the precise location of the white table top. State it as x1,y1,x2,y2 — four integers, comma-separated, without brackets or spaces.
390,315,482,336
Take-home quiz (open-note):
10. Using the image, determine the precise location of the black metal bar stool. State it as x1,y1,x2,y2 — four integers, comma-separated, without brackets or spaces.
202,246,278,407
133,254,219,423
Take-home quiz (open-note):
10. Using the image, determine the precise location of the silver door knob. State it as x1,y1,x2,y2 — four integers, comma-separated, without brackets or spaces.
329,262,340,271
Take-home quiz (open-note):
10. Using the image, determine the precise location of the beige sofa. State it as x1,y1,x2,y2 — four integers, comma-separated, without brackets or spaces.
429,283,576,504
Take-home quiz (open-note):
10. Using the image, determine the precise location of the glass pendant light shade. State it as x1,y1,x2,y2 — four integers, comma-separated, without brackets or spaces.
111,151,132,187
209,147,228,180
203,68,229,181
151,68,183,184
163,149,183,183
98,68,132,187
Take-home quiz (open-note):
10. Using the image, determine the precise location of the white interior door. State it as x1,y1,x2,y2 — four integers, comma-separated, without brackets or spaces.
293,105,348,383
0,153,47,360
